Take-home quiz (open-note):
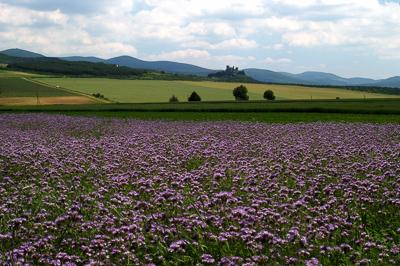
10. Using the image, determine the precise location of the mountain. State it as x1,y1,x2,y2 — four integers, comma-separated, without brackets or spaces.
106,56,216,76
347,77,377,85
244,68,305,84
0,48,45,58
365,76,400,88
62,56,105,63
244,69,400,88
63,55,216,76
1,48,399,88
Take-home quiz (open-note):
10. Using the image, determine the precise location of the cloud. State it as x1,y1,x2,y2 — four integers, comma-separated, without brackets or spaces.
265,57,292,64
146,49,256,69
147,49,210,61
0,0,399,76
0,4,68,27
183,38,258,50
0,0,122,14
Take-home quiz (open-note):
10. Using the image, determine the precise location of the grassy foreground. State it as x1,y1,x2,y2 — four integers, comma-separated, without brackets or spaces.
2,99,399,123
1,99,400,114
54,111,400,123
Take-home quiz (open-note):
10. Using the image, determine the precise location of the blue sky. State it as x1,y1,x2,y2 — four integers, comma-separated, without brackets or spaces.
0,0,399,79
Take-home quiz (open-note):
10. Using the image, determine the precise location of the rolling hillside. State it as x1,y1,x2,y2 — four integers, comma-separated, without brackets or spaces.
1,48,400,88
0,48,45,58
0,77,99,105
37,78,399,103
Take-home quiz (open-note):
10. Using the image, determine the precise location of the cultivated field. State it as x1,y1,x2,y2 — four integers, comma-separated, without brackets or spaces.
0,77,100,105
0,78,75,97
37,78,398,103
0,69,47,78
0,96,98,106
0,114,399,265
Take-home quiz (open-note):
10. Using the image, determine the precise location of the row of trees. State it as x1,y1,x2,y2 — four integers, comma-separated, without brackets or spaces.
169,91,201,102
169,85,275,102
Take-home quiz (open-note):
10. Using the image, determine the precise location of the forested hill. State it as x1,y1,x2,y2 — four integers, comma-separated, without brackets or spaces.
5,57,148,77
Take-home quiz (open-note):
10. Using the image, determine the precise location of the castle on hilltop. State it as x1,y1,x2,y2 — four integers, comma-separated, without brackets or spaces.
208,65,245,78
225,65,239,75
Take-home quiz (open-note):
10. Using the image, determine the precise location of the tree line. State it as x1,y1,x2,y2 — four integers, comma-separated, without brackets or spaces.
169,85,275,102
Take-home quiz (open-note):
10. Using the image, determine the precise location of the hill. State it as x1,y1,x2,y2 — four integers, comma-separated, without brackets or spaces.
1,48,399,88
61,56,105,63
106,56,216,76
244,68,400,88
244,68,304,84
63,55,216,76
0,48,45,58
365,76,400,88
4,57,148,77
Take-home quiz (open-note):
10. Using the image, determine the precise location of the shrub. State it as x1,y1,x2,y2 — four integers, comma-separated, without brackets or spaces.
92,93,107,100
169,95,179,103
188,91,201,102
233,85,249,101
263,90,276,100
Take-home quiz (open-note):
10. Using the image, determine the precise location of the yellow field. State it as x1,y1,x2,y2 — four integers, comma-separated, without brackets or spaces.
0,96,98,106
178,81,399,100
0,70,47,78
36,78,399,103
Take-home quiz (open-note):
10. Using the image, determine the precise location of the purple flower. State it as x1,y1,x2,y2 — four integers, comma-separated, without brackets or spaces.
201,254,215,264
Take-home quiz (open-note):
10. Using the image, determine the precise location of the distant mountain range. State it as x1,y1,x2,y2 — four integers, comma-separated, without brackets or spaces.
244,69,400,88
1,48,399,88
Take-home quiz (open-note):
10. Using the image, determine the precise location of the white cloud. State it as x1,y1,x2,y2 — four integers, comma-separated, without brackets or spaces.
264,57,292,64
147,49,210,61
183,38,258,50
146,49,256,69
0,0,400,76
0,3,68,26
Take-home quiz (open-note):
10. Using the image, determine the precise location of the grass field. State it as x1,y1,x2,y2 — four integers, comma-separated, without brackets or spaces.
37,78,399,103
1,99,400,123
2,99,399,114
0,96,98,105
0,77,75,97
57,112,400,123
0,69,47,78
36,78,260,102
0,77,102,105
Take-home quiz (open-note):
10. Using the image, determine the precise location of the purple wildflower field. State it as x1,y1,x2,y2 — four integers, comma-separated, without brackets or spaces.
0,114,399,265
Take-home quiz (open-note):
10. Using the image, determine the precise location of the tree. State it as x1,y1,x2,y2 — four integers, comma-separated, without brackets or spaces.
188,91,201,102
169,95,179,103
263,90,276,100
233,85,249,101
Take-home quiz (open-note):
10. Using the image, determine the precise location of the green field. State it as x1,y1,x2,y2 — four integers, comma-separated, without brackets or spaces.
0,69,48,78
0,77,75,97
2,99,399,114
63,112,400,123
37,78,399,103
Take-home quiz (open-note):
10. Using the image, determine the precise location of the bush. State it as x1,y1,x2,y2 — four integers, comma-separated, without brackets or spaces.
169,95,179,103
92,93,107,100
233,85,249,101
188,91,201,102
263,90,276,100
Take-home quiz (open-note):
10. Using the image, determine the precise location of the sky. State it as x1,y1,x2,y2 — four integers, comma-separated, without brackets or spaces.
0,0,399,79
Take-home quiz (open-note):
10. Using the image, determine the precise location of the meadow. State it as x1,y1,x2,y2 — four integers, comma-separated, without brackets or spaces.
0,78,74,97
0,114,399,265
37,78,398,103
0,77,99,105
